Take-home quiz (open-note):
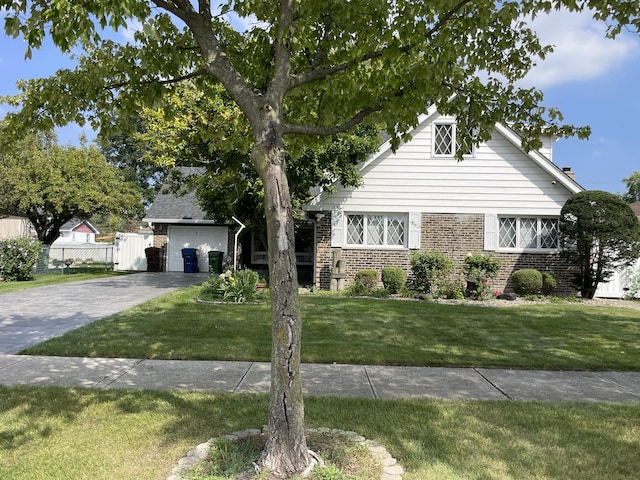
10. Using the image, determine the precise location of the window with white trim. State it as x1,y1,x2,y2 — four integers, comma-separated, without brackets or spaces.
346,214,406,247
498,217,559,250
433,122,473,157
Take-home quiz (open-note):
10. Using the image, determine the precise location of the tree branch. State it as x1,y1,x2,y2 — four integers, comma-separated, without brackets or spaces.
198,0,212,17
151,0,260,122
289,0,474,90
283,104,383,136
150,0,188,20
104,69,208,90
269,0,295,102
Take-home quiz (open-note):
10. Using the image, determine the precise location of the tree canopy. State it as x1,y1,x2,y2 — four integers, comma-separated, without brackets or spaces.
98,117,169,207
560,190,640,299
1,0,639,476
0,132,143,245
132,82,379,232
622,172,640,203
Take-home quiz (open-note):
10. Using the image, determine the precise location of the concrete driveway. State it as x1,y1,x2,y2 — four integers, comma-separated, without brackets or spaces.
0,272,207,354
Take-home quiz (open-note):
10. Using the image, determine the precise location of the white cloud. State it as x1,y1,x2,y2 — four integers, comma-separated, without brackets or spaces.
119,19,143,43
518,9,639,88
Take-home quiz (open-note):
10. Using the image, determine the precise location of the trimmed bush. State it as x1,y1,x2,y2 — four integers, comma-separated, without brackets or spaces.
0,237,41,281
410,250,454,295
381,267,407,294
463,253,501,300
353,270,378,290
541,272,558,295
511,269,543,295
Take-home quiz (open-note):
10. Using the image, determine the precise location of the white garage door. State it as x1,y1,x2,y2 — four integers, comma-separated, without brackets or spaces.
167,225,228,272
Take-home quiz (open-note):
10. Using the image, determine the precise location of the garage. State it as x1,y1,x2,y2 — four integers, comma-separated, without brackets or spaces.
167,225,228,272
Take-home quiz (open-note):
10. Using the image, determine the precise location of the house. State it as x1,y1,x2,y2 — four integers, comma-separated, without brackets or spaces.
143,168,232,272
52,219,100,245
305,107,583,294
143,167,318,280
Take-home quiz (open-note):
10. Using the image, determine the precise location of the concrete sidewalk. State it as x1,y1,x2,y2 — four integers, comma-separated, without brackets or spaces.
1,354,639,403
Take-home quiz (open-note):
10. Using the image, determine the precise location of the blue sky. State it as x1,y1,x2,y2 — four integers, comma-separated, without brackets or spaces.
0,8,638,194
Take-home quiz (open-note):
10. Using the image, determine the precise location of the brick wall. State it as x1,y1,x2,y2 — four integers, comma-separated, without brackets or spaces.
152,224,168,271
314,212,577,295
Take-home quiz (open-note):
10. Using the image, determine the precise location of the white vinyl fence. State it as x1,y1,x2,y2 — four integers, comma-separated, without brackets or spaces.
595,260,640,299
113,232,154,271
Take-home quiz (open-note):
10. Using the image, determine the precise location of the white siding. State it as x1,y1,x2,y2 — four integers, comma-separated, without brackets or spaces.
313,114,576,217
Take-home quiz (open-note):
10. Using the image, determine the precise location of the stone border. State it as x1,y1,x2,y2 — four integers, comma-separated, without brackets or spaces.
167,427,403,480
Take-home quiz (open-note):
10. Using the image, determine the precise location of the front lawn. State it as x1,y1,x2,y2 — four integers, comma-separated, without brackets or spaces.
1,386,638,480
21,287,640,371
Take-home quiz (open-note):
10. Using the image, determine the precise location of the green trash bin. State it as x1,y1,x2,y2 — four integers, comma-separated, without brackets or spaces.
208,250,223,274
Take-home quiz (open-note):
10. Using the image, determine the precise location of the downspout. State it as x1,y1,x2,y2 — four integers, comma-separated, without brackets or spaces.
232,216,246,271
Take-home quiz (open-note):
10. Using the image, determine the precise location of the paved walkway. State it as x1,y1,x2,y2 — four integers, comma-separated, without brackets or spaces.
0,354,639,402
1,272,639,403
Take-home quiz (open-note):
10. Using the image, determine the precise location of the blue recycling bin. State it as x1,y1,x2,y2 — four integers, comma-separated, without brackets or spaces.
181,248,199,273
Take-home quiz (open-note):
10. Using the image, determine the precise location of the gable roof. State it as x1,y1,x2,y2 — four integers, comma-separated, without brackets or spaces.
307,105,583,209
630,201,640,218
143,167,220,225
60,219,99,234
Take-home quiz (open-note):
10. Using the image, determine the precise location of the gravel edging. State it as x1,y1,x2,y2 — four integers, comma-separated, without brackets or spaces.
167,427,403,480
423,297,640,309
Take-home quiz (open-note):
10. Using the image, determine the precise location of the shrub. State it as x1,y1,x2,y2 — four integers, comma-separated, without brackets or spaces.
541,272,558,295
560,190,640,298
229,269,260,302
345,281,368,297
0,237,41,281
463,254,501,300
439,277,466,299
410,250,454,294
201,269,260,303
381,267,406,294
511,269,543,295
353,270,378,290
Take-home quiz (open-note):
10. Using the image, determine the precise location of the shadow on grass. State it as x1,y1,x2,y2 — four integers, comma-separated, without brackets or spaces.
1,386,639,479
0,386,267,452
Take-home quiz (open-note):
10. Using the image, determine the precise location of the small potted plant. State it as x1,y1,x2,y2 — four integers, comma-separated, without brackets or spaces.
257,274,269,290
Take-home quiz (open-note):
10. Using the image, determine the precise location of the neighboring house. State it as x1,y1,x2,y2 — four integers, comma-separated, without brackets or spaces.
0,216,31,239
595,201,640,298
143,168,232,272
52,219,100,244
305,106,583,294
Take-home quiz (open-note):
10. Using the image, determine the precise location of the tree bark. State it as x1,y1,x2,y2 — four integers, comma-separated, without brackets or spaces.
252,115,312,477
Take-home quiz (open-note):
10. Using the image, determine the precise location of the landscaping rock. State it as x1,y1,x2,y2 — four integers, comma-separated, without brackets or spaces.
167,427,403,480
497,292,517,301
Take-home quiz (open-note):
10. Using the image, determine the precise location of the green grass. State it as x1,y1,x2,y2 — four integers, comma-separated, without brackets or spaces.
0,271,131,294
21,287,640,371
191,431,381,480
1,386,638,480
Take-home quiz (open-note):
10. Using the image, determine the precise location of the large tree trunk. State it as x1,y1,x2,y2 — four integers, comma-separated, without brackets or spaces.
252,121,312,477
